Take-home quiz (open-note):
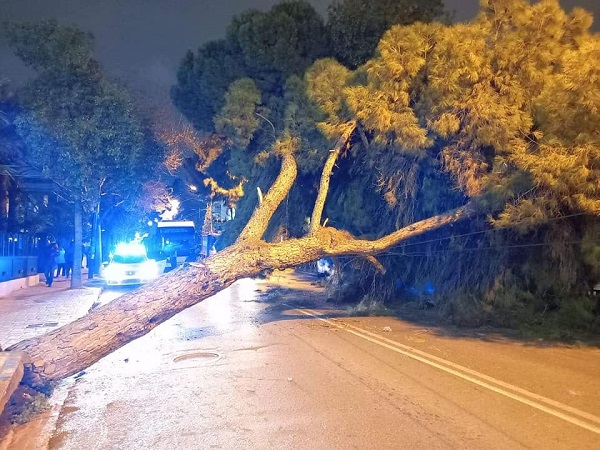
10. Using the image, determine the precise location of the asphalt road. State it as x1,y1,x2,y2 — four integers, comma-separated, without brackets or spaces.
7,272,600,449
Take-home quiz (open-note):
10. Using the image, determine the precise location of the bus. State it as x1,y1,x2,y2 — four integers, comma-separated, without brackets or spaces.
144,220,198,269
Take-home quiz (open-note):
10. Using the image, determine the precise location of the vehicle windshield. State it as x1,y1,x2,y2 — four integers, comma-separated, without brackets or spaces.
113,254,147,264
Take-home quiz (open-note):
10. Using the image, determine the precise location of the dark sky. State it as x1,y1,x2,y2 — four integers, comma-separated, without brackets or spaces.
1,0,598,114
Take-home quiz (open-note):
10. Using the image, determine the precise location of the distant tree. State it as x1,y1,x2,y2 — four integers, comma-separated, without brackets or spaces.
327,0,444,68
172,0,328,134
99,127,167,255
5,21,163,286
171,42,246,133
229,1,329,79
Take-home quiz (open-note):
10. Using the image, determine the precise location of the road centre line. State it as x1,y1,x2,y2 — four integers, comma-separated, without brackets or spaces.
292,307,600,435
342,322,600,425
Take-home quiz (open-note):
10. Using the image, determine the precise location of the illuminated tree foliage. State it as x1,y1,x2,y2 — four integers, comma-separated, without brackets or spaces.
172,0,600,330
348,0,600,221
334,0,600,329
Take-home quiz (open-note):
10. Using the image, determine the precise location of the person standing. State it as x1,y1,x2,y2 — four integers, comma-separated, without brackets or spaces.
44,242,59,287
64,240,75,279
55,244,66,277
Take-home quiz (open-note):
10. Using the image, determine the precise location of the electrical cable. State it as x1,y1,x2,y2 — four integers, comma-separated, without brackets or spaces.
380,239,600,258
387,211,587,251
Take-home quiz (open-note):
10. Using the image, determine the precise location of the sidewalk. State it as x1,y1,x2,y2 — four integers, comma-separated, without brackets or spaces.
0,273,102,417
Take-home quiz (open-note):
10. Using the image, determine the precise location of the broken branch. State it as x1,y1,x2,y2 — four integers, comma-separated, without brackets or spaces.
310,121,357,233
237,139,299,242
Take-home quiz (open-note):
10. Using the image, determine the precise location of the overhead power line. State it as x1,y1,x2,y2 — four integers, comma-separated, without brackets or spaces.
390,212,588,251
380,239,599,258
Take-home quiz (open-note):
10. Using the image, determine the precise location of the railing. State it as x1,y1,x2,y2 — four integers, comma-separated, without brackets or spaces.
0,232,39,257
0,233,40,282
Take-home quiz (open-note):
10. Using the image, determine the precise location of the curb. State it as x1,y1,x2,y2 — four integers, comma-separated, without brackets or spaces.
0,351,29,417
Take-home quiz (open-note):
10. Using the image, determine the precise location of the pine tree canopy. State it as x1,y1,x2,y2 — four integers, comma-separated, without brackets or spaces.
324,0,600,226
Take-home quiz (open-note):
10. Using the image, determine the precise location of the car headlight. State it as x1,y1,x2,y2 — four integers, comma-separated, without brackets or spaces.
104,264,123,281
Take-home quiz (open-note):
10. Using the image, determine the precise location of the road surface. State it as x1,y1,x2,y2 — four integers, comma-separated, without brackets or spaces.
5,272,600,449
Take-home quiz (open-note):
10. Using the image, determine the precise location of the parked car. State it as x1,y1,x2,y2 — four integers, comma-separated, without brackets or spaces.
103,243,160,286
317,258,333,278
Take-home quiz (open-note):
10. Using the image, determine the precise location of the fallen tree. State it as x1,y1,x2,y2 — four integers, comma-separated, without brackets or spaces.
7,126,474,387
7,0,600,388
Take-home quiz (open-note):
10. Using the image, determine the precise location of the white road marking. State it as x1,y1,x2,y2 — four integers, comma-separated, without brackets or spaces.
293,307,600,435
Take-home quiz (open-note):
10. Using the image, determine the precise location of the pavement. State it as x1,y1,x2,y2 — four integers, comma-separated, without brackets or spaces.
0,272,103,417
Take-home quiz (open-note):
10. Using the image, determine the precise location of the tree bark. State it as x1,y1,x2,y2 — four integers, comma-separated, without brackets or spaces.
7,201,474,388
236,150,298,242
310,121,356,233
70,200,83,289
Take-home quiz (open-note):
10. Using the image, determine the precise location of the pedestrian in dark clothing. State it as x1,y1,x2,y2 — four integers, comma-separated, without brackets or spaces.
65,240,75,279
44,242,59,286
37,241,47,273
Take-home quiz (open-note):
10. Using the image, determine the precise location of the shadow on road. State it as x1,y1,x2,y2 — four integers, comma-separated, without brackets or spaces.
246,271,600,349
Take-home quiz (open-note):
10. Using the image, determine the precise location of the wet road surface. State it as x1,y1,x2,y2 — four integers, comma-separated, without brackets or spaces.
7,272,600,449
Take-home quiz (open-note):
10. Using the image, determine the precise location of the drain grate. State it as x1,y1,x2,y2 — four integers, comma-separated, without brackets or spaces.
26,322,59,328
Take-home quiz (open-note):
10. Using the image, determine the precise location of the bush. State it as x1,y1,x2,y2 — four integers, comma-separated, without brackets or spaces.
553,297,597,332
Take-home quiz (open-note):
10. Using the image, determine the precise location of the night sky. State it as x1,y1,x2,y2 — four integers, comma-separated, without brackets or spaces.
1,0,598,114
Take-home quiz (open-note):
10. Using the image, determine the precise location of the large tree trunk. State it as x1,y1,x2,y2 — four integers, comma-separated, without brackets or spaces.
7,203,472,388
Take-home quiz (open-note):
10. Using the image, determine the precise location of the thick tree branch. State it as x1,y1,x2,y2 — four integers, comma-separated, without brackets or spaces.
310,121,357,233
310,149,340,233
259,202,477,268
236,150,298,242
320,202,476,256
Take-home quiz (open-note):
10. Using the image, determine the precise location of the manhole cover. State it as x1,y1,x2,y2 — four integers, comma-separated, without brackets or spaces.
173,351,221,363
26,322,59,328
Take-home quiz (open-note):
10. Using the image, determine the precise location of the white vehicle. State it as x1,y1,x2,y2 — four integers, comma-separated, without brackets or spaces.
317,258,333,277
145,220,198,268
103,243,160,286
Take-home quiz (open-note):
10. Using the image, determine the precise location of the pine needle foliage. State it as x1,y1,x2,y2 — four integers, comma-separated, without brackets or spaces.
312,0,600,332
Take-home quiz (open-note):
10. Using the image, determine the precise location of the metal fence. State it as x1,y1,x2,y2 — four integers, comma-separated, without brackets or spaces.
0,233,40,282
0,232,39,257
